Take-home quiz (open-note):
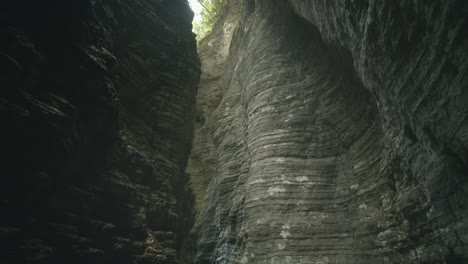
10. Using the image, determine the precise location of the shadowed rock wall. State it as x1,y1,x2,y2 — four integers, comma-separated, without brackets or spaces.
0,0,199,263
192,0,468,263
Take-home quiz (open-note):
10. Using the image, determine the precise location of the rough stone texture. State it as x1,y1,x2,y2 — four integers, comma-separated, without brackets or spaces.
187,0,242,218
0,0,199,263
192,0,468,263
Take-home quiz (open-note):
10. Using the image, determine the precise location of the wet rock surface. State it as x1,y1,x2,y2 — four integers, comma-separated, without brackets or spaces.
1,0,199,263
192,0,468,263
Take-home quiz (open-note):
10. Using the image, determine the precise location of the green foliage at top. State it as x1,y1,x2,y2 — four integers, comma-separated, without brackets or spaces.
193,0,228,42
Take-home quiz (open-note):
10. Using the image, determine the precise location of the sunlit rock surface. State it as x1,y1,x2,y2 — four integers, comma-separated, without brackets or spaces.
1,0,199,263
192,0,468,263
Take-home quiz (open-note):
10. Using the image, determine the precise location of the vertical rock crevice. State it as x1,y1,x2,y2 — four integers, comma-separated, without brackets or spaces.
1,0,467,263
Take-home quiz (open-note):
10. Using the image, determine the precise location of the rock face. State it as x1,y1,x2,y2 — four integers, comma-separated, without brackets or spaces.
187,0,242,219
191,0,468,263
1,0,199,263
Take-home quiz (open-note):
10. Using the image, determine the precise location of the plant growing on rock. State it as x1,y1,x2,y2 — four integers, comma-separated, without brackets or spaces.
193,0,228,41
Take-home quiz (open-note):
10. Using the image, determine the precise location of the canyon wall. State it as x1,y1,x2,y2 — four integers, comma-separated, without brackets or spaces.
1,0,467,263
191,0,468,263
0,0,199,263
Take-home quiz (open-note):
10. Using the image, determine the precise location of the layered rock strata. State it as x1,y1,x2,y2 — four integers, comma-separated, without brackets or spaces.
1,0,199,263
187,0,242,218
192,0,468,263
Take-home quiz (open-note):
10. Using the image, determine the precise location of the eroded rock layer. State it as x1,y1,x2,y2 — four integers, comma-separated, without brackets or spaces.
192,0,468,263
187,0,242,219
1,0,199,263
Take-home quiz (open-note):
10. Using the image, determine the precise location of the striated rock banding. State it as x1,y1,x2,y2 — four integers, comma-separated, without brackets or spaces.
192,0,468,263
1,0,199,263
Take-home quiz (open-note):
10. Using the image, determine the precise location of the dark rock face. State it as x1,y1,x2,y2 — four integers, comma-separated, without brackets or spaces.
1,0,199,263
192,0,468,263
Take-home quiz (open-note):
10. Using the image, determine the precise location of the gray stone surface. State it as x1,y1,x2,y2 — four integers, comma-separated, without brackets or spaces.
192,0,468,263
0,0,199,263
187,0,242,219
